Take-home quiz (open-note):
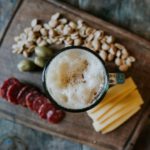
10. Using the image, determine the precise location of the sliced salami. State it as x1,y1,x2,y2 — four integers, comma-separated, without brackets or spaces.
25,91,41,110
38,103,55,119
17,85,35,107
0,77,20,99
47,109,65,123
6,83,23,104
32,96,48,112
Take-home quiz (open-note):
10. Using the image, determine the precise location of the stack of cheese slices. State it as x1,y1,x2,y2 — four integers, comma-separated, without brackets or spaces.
87,77,144,134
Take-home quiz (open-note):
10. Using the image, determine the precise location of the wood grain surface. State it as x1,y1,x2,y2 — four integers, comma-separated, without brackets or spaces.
0,0,150,150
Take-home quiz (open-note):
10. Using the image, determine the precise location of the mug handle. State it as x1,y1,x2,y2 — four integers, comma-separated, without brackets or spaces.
109,73,125,85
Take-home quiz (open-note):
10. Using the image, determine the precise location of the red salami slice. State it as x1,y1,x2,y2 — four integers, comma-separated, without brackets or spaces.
6,83,23,104
32,96,48,112
38,103,55,119
47,109,65,123
17,85,35,107
25,91,41,110
0,77,20,99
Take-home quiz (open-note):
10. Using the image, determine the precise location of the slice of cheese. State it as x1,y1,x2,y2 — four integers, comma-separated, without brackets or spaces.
87,77,136,115
96,90,143,123
88,90,132,121
101,106,141,134
93,100,142,132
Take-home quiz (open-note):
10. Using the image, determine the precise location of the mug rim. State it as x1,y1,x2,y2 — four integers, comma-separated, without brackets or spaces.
42,46,109,112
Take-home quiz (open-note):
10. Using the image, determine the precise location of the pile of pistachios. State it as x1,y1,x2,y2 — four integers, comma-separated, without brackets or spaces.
12,12,136,72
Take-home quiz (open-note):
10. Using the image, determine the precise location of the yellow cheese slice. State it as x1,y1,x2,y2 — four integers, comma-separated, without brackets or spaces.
88,90,132,121
93,101,142,132
87,77,136,115
101,106,141,134
96,90,143,123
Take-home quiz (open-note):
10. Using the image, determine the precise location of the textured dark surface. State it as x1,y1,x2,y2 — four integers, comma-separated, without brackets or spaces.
59,0,150,40
0,119,92,150
0,0,149,150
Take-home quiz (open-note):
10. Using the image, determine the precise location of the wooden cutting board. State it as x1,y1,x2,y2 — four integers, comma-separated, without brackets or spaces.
0,0,150,150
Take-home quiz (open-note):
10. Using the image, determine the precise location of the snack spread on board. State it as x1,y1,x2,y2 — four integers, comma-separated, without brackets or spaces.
0,12,144,134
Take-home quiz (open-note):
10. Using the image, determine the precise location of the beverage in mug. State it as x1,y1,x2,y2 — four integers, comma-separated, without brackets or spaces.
42,46,124,112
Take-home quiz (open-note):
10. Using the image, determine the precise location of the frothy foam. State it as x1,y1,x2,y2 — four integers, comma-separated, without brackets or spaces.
45,48,105,109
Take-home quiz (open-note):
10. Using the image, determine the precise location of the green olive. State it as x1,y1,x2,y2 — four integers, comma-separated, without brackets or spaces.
35,46,53,58
17,59,37,72
34,56,48,68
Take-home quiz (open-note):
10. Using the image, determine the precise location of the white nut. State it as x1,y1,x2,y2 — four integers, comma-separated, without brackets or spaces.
51,12,60,20
42,36,48,40
48,20,58,28
77,19,84,29
64,37,73,46
86,34,94,42
36,37,42,44
115,58,122,66
115,43,125,50
63,25,72,35
71,32,79,40
59,18,68,24
128,56,136,62
106,35,115,44
109,45,116,55
101,43,110,51
25,42,34,48
43,23,50,30
46,39,53,44
116,50,121,57
99,50,107,61
125,58,132,67
55,24,64,33
94,30,104,39
56,37,65,44
121,54,128,59
38,40,47,46
119,64,128,72
33,25,42,32
49,29,57,37
79,26,87,38
31,19,38,27
122,48,128,54
74,38,82,46
85,27,94,35
100,36,106,43
69,21,77,29
92,39,100,51
51,37,59,43
23,51,29,57
27,31,36,41
40,28,48,36
108,53,114,61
